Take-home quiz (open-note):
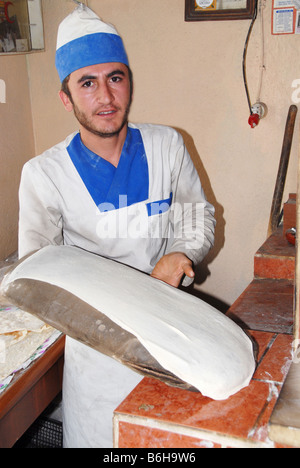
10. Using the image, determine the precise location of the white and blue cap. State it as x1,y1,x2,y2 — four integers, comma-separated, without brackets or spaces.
55,4,129,82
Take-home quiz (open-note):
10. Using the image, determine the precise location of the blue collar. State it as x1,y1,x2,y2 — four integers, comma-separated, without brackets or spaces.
67,127,149,211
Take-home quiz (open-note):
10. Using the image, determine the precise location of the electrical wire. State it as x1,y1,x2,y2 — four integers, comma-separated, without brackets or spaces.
242,0,258,114
256,0,266,103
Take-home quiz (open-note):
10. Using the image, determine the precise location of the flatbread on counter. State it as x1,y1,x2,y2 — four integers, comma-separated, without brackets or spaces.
0,307,48,334
0,306,55,384
0,327,55,382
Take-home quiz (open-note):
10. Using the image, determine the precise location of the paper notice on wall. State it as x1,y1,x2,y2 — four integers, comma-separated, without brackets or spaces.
274,0,295,7
272,7,295,34
272,0,300,34
216,0,247,8
296,9,300,33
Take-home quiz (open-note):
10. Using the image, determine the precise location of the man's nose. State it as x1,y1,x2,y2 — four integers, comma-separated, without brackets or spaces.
97,83,114,105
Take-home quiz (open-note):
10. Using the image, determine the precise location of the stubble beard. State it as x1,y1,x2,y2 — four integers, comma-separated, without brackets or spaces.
73,101,131,139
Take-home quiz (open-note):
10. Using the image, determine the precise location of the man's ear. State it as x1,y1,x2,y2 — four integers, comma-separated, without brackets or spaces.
59,90,73,112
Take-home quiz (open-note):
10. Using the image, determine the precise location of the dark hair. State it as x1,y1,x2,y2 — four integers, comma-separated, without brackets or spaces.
61,74,72,101
61,66,133,103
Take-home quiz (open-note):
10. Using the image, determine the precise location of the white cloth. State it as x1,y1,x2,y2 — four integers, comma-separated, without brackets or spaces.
62,337,142,448
56,5,119,50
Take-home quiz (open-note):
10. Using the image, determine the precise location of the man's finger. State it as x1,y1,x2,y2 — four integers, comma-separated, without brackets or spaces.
182,262,195,278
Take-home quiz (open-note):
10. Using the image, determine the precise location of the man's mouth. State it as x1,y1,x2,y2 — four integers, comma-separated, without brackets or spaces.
97,109,117,116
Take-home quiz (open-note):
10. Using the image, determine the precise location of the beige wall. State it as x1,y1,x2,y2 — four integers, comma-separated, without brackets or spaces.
1,0,299,309
0,55,34,260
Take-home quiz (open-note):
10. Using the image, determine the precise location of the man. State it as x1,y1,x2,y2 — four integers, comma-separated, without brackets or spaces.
18,5,215,447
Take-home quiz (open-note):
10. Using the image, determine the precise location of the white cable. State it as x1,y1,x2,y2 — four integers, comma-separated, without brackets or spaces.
256,0,266,102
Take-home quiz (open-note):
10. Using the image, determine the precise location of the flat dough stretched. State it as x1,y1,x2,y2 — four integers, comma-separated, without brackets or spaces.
0,246,255,400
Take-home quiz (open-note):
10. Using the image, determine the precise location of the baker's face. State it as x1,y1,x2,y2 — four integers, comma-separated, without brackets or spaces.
60,62,132,139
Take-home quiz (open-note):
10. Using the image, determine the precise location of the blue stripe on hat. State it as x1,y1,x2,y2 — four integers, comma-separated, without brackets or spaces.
55,32,129,82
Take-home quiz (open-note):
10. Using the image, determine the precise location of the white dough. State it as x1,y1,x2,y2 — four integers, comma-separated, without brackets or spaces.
1,245,255,400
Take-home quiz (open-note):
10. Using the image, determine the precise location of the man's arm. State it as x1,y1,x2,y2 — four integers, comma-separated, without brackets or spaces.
151,131,215,287
18,162,63,259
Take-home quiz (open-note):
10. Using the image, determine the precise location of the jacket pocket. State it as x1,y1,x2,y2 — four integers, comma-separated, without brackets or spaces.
146,193,173,217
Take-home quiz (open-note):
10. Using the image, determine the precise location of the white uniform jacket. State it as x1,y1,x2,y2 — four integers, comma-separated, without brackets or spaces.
18,123,215,447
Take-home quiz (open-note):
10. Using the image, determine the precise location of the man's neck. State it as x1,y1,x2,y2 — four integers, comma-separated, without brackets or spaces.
79,124,128,167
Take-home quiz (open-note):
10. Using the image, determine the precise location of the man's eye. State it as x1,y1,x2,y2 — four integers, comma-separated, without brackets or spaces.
83,81,93,88
110,76,122,83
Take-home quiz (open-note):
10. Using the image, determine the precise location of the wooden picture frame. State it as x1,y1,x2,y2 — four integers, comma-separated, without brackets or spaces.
185,0,256,22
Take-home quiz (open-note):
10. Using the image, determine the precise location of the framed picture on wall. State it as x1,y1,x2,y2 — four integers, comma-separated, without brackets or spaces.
0,0,44,54
185,0,256,21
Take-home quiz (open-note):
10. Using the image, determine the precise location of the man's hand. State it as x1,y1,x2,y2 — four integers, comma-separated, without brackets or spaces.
151,252,194,288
